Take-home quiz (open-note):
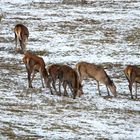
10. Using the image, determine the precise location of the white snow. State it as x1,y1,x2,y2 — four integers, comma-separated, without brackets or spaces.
0,0,140,139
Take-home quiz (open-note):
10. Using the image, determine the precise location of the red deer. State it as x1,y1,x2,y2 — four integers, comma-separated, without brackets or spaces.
124,65,140,99
76,61,117,97
58,64,83,99
23,51,51,92
48,64,83,99
14,24,29,53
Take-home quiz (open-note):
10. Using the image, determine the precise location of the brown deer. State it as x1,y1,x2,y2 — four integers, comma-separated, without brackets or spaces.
48,64,83,99
124,65,140,99
23,51,51,92
58,64,83,99
14,24,29,53
76,61,117,97
47,64,62,94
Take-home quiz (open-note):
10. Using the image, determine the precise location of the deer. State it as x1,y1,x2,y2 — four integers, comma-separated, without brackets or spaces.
23,51,52,93
14,24,29,53
48,64,83,99
124,65,140,99
75,61,117,97
58,64,83,99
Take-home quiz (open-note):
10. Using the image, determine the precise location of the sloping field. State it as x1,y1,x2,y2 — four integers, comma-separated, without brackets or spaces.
0,0,140,139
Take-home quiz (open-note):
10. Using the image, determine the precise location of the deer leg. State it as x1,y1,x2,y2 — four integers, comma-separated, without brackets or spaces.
20,39,26,53
129,83,133,99
135,82,137,99
15,33,18,49
30,70,37,87
38,69,45,88
68,82,74,97
129,74,136,99
41,75,45,88
44,76,53,95
19,40,23,52
22,43,26,53
49,87,53,95
52,79,58,94
96,81,101,95
106,85,110,96
70,83,77,99
73,89,77,99
27,69,32,88
23,37,27,53
58,79,62,95
63,81,68,96
47,78,53,95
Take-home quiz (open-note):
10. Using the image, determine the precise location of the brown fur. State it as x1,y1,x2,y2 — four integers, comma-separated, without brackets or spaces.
76,61,116,96
47,64,62,94
58,65,83,99
124,65,140,99
14,24,29,53
23,52,50,90
48,64,83,99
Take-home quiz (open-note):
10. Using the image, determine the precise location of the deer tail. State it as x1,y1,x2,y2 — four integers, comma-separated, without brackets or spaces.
14,27,21,40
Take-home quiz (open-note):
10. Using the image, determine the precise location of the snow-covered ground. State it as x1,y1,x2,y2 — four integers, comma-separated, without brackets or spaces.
0,0,140,139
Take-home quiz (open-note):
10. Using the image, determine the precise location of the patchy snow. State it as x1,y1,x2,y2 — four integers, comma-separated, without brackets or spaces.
0,0,140,139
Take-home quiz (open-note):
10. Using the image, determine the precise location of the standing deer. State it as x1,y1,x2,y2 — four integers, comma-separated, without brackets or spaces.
57,64,83,99
23,51,51,92
48,64,83,99
76,61,117,97
124,65,140,99
14,24,29,53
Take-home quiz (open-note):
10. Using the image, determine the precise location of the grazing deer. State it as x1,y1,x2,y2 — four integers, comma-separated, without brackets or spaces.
57,64,83,99
23,51,51,92
48,64,83,98
124,65,140,99
14,24,29,53
76,61,117,97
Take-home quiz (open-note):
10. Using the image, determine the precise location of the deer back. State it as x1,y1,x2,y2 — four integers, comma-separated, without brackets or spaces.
76,62,105,80
23,52,48,75
77,61,116,86
60,65,80,90
24,52,45,67
57,65,73,80
48,64,61,80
